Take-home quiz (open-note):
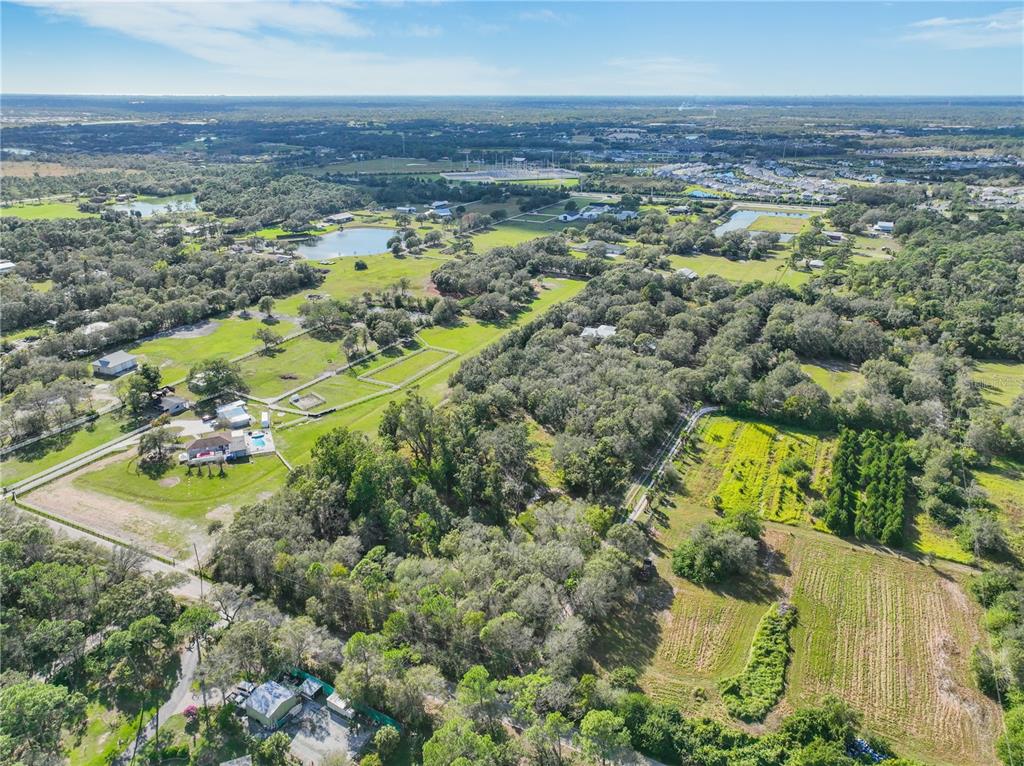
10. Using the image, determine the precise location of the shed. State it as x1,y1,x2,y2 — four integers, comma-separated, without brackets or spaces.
0,260,17,275
244,681,300,729
326,692,356,720
92,351,138,377
676,267,699,280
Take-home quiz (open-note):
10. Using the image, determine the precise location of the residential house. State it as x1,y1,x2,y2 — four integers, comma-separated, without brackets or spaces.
558,212,581,222
823,231,845,242
185,434,231,464
676,267,699,280
0,260,16,275
873,221,895,234
244,681,300,729
324,212,354,224
396,206,417,214
91,351,138,377
582,241,626,257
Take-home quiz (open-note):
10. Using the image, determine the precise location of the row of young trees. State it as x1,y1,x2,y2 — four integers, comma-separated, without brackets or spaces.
822,429,909,545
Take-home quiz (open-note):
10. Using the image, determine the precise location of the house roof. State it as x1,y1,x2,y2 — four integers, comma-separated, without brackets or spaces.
94,350,137,367
245,681,297,719
187,434,230,452
159,394,188,409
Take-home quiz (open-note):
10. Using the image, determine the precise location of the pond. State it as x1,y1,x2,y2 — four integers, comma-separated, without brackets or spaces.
714,209,810,242
296,227,397,261
113,194,197,217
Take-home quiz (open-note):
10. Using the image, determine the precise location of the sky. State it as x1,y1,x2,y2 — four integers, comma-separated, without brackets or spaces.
1,1,1021,97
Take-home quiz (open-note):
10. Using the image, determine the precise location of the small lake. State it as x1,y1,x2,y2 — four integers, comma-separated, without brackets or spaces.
714,209,810,241
113,194,197,217
296,227,396,261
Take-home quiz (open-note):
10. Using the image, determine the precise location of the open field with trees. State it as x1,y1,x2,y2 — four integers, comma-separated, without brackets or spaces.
0,413,131,486
0,200,96,219
667,253,810,287
972,360,1024,407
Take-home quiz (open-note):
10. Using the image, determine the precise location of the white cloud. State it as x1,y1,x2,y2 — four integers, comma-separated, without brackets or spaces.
10,0,512,95
402,23,442,38
903,7,1023,49
518,8,569,24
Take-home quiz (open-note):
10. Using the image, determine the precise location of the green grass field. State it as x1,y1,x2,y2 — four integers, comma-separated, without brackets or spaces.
0,200,96,219
667,253,809,288
306,372,391,411
972,360,1024,407
1,414,133,486
75,452,287,522
596,489,997,766
976,456,1024,554
303,157,464,175
274,279,586,463
800,361,865,397
748,215,807,234
66,701,150,766
129,316,300,383
363,348,453,385
239,333,346,399
678,415,834,526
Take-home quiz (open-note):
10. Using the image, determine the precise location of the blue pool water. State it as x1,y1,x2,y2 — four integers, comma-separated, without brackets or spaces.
250,434,267,448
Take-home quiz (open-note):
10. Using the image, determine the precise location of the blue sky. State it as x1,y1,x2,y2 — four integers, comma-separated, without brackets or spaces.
2,1,1021,96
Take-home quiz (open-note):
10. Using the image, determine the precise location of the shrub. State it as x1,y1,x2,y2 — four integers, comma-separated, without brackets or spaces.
718,603,797,721
671,522,758,585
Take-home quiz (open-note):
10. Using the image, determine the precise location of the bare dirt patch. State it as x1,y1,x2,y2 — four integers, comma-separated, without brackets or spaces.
158,476,180,488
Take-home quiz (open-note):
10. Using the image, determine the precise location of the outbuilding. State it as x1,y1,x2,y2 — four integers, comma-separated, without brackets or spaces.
0,260,17,275
91,351,138,377
244,681,300,729
676,267,699,280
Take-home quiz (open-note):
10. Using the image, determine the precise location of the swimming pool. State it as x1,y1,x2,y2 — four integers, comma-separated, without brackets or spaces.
250,433,268,449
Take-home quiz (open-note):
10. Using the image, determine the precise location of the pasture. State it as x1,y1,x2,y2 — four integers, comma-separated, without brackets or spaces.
667,253,809,288
976,456,1024,554
129,315,300,383
0,200,96,219
0,414,130,487
238,333,348,400
362,348,454,385
972,360,1024,407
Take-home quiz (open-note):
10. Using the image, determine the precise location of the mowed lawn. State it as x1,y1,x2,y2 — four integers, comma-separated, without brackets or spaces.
749,214,807,234
799,361,865,397
678,415,835,526
0,414,132,486
667,253,809,288
976,456,1024,554
75,452,287,522
305,373,391,411
239,333,346,399
274,278,586,463
129,316,300,383
363,348,453,385
0,200,97,219
972,360,1024,407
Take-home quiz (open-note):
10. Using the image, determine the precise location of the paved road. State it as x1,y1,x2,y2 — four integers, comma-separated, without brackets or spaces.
627,406,720,523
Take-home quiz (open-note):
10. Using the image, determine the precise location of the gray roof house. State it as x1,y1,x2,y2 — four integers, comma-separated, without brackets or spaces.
91,351,138,377
244,681,300,729
581,324,617,340
676,267,699,280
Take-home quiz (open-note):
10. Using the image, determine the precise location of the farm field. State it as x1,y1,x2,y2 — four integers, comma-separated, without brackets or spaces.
749,214,807,234
305,371,391,411
667,253,810,287
129,315,300,383
972,360,1024,407
0,413,132,486
363,348,453,385
677,415,834,526
799,361,865,397
0,200,97,219
596,490,998,766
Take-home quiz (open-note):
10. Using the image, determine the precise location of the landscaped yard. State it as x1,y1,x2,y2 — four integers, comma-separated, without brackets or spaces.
75,452,288,522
